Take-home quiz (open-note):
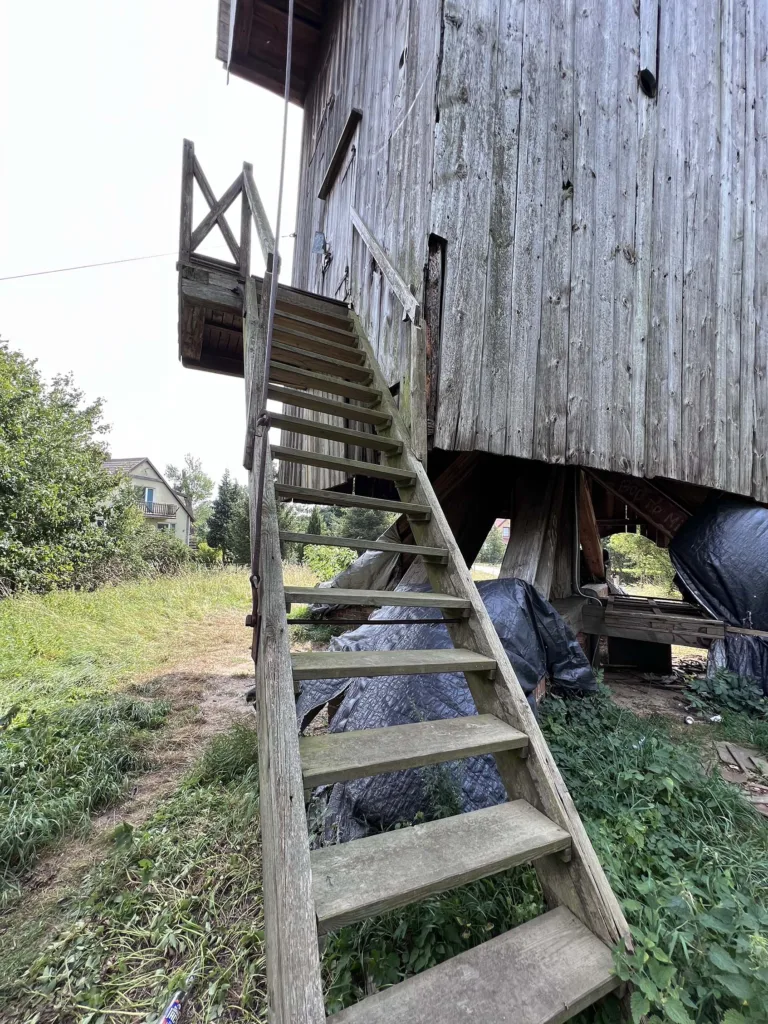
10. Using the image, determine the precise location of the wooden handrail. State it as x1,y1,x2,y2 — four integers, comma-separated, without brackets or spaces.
350,207,420,324
179,139,275,279
349,206,427,461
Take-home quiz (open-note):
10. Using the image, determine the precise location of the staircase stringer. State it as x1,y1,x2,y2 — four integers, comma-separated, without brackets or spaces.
246,276,326,1023
349,311,631,950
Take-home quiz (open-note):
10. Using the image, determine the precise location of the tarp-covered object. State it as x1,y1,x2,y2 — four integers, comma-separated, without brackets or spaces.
670,496,768,696
297,577,596,841
669,496,768,629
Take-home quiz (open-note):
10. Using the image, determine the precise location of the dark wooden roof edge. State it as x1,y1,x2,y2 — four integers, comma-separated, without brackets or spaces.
216,0,327,106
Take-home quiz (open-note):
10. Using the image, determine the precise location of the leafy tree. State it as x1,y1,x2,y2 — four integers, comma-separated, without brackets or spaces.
206,471,242,555
340,506,394,540
0,341,140,593
228,490,252,565
306,506,324,537
606,531,677,593
478,525,505,565
165,454,214,533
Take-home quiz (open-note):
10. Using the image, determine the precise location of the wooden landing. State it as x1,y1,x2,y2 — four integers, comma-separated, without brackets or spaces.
178,261,350,378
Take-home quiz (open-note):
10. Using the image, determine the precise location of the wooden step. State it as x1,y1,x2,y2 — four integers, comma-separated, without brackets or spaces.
275,291,351,328
312,801,569,934
278,531,447,562
273,325,365,363
275,485,431,520
267,384,392,428
284,587,469,612
328,906,617,1023
270,413,402,455
271,342,372,384
300,714,528,788
269,361,383,404
274,309,356,344
271,446,416,486
291,648,496,681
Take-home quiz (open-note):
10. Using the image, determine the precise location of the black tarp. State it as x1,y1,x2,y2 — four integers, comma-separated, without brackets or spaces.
670,495,768,696
297,577,596,841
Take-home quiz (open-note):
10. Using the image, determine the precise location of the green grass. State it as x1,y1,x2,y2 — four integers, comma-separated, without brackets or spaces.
0,695,170,902
0,723,264,1024
0,566,249,719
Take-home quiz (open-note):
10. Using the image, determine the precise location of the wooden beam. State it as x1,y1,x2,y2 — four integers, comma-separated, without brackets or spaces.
408,322,428,462
192,156,242,265
179,139,194,263
318,108,362,200
239,163,252,279
190,171,244,262
243,163,276,261
350,206,420,323
586,469,690,539
578,472,605,579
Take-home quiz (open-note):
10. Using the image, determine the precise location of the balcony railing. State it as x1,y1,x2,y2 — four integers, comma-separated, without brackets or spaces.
138,501,177,518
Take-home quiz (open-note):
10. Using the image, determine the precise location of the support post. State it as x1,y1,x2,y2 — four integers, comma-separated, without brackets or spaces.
179,139,194,264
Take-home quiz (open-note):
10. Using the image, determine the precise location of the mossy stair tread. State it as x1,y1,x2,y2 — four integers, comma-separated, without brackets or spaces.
271,446,416,485
284,587,469,610
312,800,569,933
278,531,446,561
326,906,617,1023
291,648,496,681
299,713,528,788
270,412,402,454
275,485,431,519
271,342,372,383
267,384,392,427
269,361,382,403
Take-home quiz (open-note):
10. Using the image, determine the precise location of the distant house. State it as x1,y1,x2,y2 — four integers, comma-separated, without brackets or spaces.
104,458,194,544
494,519,510,543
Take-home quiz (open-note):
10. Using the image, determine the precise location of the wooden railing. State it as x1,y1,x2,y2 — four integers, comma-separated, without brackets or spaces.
349,207,427,462
179,139,275,279
138,501,177,518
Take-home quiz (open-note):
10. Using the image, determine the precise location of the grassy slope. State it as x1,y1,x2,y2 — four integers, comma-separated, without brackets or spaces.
0,567,250,718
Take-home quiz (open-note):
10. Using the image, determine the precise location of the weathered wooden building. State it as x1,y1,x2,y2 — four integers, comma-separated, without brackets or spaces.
218,0,768,508
172,2,768,1020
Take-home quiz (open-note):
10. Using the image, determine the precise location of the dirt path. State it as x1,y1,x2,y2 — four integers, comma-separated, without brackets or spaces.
23,647,256,904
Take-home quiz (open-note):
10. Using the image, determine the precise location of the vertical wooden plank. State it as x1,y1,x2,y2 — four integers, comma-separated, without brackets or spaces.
718,0,747,493
506,0,551,459
751,0,768,499
740,0,758,497
646,0,685,482
566,0,598,467
589,0,620,471
610,0,640,474
408,322,428,461
431,0,498,451
630,0,659,479
533,0,574,465
179,139,194,263
476,0,525,455
239,164,252,280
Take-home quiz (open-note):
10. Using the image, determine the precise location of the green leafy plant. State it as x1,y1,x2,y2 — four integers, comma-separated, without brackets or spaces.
687,670,768,720
303,544,356,582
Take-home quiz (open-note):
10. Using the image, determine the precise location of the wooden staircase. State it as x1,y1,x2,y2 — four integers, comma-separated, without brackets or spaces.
244,281,631,1023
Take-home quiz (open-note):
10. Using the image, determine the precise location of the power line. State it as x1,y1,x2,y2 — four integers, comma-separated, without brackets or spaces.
0,249,181,283
0,234,295,284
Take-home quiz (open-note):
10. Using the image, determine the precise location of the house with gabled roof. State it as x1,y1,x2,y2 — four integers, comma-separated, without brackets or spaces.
104,457,194,544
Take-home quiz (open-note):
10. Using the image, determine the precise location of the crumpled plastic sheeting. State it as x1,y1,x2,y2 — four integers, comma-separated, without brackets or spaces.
669,496,768,695
297,577,596,841
708,635,768,698
669,496,768,630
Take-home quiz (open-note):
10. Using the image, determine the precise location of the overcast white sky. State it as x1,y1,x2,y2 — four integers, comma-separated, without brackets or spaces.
0,0,302,489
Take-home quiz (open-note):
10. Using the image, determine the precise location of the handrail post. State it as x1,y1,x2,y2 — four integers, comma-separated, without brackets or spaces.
239,164,252,279
180,139,194,264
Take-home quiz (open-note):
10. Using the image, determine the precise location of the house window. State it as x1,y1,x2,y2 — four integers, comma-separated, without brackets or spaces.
144,487,154,504
156,522,175,534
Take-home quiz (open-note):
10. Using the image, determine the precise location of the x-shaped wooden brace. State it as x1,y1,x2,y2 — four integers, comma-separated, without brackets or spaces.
190,156,243,265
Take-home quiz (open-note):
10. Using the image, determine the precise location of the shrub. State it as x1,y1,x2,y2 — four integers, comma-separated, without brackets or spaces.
478,525,505,564
303,544,356,582
194,540,224,566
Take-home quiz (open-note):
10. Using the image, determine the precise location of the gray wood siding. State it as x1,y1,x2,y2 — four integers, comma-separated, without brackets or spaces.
432,0,768,502
286,0,768,503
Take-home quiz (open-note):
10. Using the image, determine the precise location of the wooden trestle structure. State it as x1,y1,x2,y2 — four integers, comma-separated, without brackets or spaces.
178,143,631,1023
